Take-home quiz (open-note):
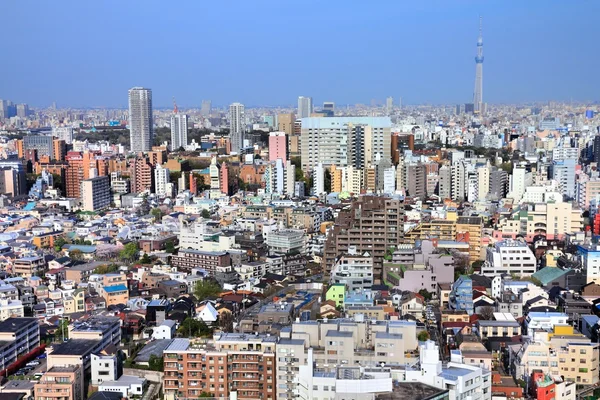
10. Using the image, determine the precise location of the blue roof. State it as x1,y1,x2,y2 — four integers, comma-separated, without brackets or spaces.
532,267,569,286
104,284,128,293
23,202,36,211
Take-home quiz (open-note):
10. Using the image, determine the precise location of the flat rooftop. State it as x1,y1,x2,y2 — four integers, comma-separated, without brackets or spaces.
376,382,449,400
0,317,37,332
51,339,100,355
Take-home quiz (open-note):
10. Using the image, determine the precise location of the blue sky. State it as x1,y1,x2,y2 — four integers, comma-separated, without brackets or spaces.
0,1,597,108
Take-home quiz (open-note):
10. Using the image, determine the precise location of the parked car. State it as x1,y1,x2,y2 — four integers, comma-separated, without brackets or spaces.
26,361,40,367
36,354,47,359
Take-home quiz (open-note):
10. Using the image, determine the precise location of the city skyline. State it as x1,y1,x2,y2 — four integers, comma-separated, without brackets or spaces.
0,1,599,108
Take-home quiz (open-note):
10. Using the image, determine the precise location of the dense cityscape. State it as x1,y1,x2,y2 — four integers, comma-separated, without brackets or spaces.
0,4,599,400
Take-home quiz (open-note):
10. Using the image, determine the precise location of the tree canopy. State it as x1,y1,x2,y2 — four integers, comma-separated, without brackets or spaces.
119,242,139,262
194,280,222,300
178,317,213,337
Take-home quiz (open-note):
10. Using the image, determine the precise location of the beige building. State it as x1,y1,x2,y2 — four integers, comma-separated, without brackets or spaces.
35,365,84,400
80,176,111,211
63,289,86,314
509,325,599,386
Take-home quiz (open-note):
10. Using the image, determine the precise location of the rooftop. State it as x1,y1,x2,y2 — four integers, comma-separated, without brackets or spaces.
0,317,37,332
51,339,100,355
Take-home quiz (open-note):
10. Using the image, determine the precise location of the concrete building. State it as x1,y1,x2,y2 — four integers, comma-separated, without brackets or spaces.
300,117,391,172
80,176,111,211
154,163,170,197
323,196,404,282
330,247,374,293
35,365,84,400
24,135,54,159
91,349,120,386
128,87,153,152
266,229,306,255
229,102,245,153
130,156,153,194
170,112,188,150
268,131,287,162
52,126,74,145
0,298,24,321
0,318,40,371
482,240,536,277
163,335,277,400
551,159,576,199
297,96,313,119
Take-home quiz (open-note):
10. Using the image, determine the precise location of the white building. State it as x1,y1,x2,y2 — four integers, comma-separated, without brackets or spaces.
330,247,373,293
154,164,171,197
91,351,119,386
128,87,153,153
383,165,396,194
151,319,176,339
404,340,491,400
52,126,74,145
99,375,145,398
297,96,313,119
508,165,532,202
229,102,245,153
0,298,24,321
265,229,306,255
313,163,325,196
524,312,568,336
80,176,111,211
284,160,296,196
552,159,576,199
295,348,393,400
482,240,536,277
170,112,188,150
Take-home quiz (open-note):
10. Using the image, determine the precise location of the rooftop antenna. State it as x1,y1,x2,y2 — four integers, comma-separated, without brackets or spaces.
173,97,178,114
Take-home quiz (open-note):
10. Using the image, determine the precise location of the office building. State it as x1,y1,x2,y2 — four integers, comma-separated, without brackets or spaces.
323,101,335,114
16,103,29,118
229,102,245,153
53,126,74,145
80,176,111,211
200,100,211,116
313,163,325,195
268,131,287,162
0,164,26,197
24,135,54,159
551,159,577,199
297,96,313,119
128,87,153,152
386,96,393,115
277,113,295,135
170,112,188,150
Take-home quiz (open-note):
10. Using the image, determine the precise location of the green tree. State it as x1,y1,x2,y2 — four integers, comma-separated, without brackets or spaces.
57,318,69,342
139,253,152,264
324,168,332,193
194,280,222,300
418,289,433,302
178,317,213,337
169,171,182,183
417,331,430,342
201,209,211,219
148,354,164,371
69,249,84,262
164,240,176,254
151,208,163,222
54,237,67,252
119,242,139,262
94,264,119,274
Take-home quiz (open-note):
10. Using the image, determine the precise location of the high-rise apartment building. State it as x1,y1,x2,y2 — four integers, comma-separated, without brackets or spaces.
386,96,393,115
52,126,74,145
229,102,245,153
170,113,188,150
80,176,111,212
268,132,287,162
130,156,153,194
128,87,153,152
24,135,54,159
154,163,171,197
300,117,392,172
297,96,313,119
277,113,295,135
323,196,404,281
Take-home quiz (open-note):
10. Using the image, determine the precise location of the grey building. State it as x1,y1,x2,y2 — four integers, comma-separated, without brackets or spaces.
24,135,53,158
128,87,153,152
489,167,508,200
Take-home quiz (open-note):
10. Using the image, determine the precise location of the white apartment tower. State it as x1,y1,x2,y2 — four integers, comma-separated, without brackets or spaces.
229,102,245,153
297,96,313,119
128,87,153,152
154,163,170,197
170,113,188,150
